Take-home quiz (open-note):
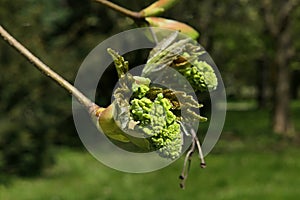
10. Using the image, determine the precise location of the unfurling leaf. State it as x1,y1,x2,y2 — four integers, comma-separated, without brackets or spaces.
140,0,180,17
143,34,218,92
107,48,129,78
92,48,209,160
145,17,199,40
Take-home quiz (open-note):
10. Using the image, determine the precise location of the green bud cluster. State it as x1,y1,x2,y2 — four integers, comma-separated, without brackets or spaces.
108,47,208,160
177,60,218,92
143,35,218,92
129,81,182,160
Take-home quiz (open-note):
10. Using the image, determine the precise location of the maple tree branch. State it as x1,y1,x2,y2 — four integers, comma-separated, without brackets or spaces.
0,25,96,111
261,0,278,37
94,0,142,19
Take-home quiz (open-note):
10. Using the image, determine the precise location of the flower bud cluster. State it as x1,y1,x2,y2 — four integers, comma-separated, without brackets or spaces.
177,59,218,92
129,79,182,159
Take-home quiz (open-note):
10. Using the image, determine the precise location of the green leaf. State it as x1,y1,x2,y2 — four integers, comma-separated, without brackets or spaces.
145,17,199,40
140,0,180,17
143,34,217,92
107,48,129,78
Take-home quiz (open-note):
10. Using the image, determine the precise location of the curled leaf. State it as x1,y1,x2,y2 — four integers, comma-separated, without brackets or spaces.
107,48,129,78
143,34,218,92
140,0,180,17
145,17,199,40
95,46,210,160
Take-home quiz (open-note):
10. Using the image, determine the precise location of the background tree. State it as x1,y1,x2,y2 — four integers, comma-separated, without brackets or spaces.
1,0,300,179
260,0,299,135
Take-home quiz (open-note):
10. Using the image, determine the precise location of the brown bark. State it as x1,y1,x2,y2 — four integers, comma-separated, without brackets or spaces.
273,18,296,135
261,0,297,135
273,47,292,134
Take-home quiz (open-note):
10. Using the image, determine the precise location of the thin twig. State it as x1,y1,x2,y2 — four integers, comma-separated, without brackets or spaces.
0,25,97,111
179,138,195,189
191,129,206,168
179,128,206,189
94,0,142,19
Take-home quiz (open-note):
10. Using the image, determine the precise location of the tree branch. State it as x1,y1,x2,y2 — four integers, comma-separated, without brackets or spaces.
0,25,97,112
94,0,142,19
261,0,278,37
278,0,300,33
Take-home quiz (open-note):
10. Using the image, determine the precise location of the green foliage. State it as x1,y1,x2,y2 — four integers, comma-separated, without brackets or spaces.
2,148,300,199
111,69,185,158
107,48,129,78
145,17,200,40
108,49,207,159
130,89,182,159
0,120,53,177
177,59,217,92
1,103,300,199
140,0,180,17
1,0,300,179
0,0,107,177
143,34,217,92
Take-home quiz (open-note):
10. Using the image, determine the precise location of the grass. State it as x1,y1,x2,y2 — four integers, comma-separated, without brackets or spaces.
1,101,300,200
1,147,300,200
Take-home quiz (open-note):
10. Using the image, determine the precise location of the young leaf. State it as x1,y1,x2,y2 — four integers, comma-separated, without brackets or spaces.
140,0,180,17
107,48,129,78
143,34,218,92
145,17,200,40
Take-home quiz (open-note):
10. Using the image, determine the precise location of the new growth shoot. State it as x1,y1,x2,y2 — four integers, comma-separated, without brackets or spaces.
1,1,218,189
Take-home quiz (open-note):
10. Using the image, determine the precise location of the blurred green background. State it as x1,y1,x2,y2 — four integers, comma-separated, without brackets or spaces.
0,0,300,199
